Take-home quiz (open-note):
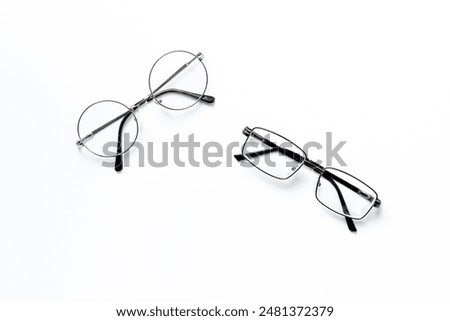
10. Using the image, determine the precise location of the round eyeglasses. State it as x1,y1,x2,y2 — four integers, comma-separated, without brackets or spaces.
76,50,215,171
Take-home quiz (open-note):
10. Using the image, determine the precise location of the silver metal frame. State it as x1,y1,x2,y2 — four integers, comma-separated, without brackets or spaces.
76,50,209,159
149,50,208,111
76,100,139,158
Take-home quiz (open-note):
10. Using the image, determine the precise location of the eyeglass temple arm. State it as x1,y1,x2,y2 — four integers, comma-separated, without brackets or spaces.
234,127,381,208
321,171,357,232
152,52,204,94
114,88,215,172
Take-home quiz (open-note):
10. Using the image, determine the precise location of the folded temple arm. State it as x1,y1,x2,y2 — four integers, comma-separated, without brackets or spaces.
114,88,216,172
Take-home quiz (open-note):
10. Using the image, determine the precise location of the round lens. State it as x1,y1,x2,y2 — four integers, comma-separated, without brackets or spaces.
148,50,208,110
77,100,139,158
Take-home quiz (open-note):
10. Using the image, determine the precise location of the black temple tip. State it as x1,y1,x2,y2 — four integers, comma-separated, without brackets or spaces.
201,95,215,104
345,217,357,232
114,155,123,172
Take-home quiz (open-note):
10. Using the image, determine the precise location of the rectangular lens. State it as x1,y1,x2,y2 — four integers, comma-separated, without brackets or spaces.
315,167,377,220
242,127,307,179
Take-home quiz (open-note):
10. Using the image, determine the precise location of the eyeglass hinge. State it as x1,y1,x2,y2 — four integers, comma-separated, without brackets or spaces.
76,132,93,148
196,52,204,61
243,126,252,137
374,198,382,208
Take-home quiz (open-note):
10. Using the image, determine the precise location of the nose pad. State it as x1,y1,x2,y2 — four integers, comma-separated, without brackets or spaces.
316,181,322,193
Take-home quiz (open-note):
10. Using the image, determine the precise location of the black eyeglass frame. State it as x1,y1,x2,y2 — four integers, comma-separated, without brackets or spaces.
234,126,381,232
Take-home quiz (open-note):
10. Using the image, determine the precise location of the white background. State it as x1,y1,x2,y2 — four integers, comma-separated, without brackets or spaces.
1,0,449,319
